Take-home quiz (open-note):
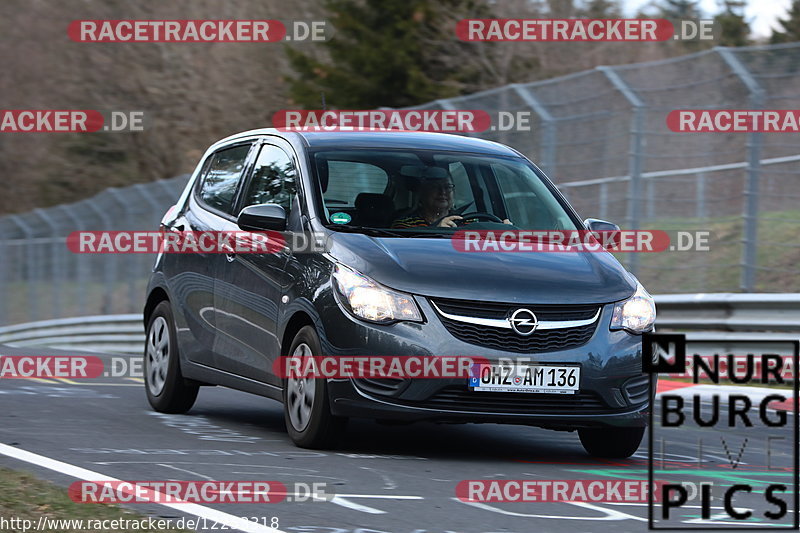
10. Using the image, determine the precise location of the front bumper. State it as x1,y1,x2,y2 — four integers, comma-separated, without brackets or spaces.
318,294,652,429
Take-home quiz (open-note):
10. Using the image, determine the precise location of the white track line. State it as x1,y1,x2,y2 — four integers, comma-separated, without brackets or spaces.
0,443,284,533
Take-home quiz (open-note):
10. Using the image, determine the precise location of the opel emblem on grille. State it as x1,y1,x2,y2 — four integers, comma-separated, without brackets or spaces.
509,308,539,336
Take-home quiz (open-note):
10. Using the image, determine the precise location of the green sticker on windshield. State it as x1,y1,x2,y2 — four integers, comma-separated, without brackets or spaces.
330,212,351,224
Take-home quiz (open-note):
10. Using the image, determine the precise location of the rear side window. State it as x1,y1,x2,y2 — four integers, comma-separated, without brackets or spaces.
198,144,251,214
323,160,388,207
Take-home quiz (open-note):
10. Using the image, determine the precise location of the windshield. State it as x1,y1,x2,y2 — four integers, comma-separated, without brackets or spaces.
311,149,580,235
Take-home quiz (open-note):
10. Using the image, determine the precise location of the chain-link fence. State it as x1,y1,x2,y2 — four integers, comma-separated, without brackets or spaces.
0,176,189,325
1,43,799,325
412,43,800,297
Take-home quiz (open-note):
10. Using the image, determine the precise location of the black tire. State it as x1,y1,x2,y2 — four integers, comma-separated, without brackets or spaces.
579,426,645,458
282,326,347,449
144,301,199,414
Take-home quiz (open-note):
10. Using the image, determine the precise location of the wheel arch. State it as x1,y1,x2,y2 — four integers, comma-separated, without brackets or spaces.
143,287,170,328
280,311,316,357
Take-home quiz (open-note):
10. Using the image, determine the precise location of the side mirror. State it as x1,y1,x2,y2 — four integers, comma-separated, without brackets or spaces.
238,204,287,232
584,218,620,232
583,218,621,249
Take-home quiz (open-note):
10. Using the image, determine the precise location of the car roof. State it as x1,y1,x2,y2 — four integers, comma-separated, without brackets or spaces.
212,128,521,157
297,130,520,156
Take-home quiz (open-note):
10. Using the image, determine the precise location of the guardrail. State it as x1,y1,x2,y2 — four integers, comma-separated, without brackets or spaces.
655,293,800,332
0,315,143,354
0,294,797,355
655,293,800,360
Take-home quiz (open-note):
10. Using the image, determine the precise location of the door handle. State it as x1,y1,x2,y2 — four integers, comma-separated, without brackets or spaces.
220,241,236,262
161,224,185,247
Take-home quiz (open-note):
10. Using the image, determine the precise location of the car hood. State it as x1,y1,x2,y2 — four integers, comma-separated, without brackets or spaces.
327,233,636,305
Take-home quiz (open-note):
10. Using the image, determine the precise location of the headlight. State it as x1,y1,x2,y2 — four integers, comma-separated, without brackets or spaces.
610,282,656,334
332,264,422,324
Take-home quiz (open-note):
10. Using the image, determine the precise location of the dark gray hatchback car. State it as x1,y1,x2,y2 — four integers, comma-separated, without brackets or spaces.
143,128,656,457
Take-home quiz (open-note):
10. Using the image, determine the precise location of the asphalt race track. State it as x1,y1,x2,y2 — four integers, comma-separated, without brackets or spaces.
1,346,796,533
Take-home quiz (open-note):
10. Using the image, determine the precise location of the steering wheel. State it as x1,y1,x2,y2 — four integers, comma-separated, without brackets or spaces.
431,211,504,227
458,212,505,225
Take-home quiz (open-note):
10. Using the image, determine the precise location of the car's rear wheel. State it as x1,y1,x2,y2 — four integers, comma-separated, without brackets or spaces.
144,301,199,413
283,326,346,449
578,426,645,458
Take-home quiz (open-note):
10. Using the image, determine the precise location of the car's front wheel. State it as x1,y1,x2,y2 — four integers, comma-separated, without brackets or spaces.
144,301,199,413
283,326,346,449
578,426,645,458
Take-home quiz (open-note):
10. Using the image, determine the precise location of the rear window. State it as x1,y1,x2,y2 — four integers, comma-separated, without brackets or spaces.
322,160,388,207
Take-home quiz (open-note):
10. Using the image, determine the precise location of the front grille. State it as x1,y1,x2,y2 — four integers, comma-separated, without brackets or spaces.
433,298,599,321
431,298,600,353
400,385,611,415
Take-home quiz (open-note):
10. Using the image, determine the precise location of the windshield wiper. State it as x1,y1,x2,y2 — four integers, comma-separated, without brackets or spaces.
404,231,452,238
326,224,458,239
326,224,406,238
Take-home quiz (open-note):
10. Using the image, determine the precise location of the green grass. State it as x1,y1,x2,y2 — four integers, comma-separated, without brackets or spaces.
0,467,191,532
615,208,800,294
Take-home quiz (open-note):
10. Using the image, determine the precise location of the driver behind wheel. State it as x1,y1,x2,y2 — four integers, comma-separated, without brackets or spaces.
391,170,511,228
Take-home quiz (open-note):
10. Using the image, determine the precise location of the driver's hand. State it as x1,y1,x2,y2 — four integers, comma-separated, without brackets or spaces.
437,215,462,227
503,219,512,225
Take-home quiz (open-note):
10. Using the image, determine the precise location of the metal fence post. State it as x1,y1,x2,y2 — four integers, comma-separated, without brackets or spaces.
86,200,117,314
33,209,62,319
511,84,557,178
598,66,646,276
599,182,609,221
695,172,706,219
718,47,765,292
497,87,511,146
645,176,655,220
9,215,37,322
0,239,6,325
59,204,88,316
109,188,139,313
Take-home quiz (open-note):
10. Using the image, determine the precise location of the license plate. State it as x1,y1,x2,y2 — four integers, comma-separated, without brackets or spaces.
469,363,580,394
